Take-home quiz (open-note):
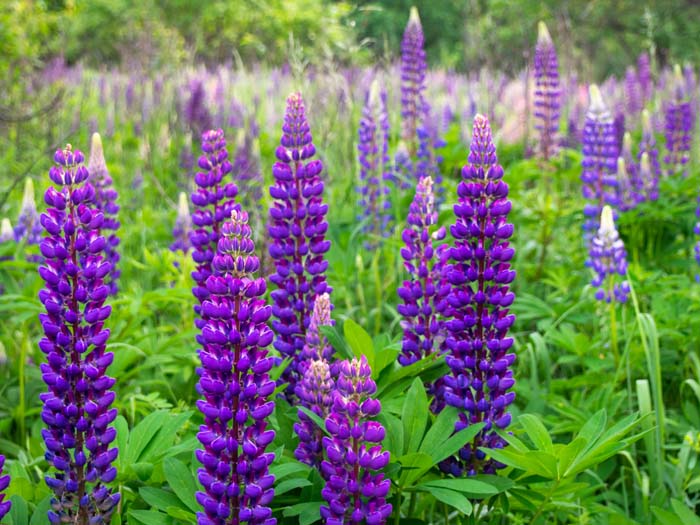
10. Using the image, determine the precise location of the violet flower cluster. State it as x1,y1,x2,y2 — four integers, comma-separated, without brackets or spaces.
638,52,652,104
664,66,693,176
624,66,642,117
0,455,9,521
400,7,427,155
38,145,120,524
195,210,276,525
171,192,192,254
581,85,619,234
357,80,392,247
638,110,660,201
533,21,561,160
268,93,332,400
589,206,629,302
190,129,239,325
320,356,392,525
15,178,43,246
87,133,120,296
443,114,517,476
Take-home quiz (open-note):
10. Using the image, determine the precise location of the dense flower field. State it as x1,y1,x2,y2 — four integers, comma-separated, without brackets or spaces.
1,10,700,525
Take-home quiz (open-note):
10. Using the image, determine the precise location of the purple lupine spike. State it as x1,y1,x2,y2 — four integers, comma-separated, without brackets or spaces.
442,114,517,477
664,65,693,176
0,455,10,520
581,85,619,234
394,141,414,190
415,103,446,202
533,21,561,160
0,219,13,243
88,133,120,296
14,178,43,246
184,78,213,134
589,206,629,302
38,144,120,524
299,293,334,367
638,52,652,104
615,157,635,212
195,209,276,525
638,109,660,202
620,135,644,209
170,192,192,254
639,153,658,203
294,358,335,468
320,356,392,525
400,7,427,155
624,66,642,117
358,80,392,247
268,93,332,401
612,111,625,156
232,125,264,219
190,129,239,326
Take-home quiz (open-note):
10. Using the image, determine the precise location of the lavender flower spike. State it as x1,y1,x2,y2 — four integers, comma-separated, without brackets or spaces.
195,210,276,525
443,114,517,476
299,293,334,367
664,65,693,176
581,84,618,234
639,153,658,203
533,21,561,160
589,206,629,302
268,93,332,400
400,7,427,154
320,356,392,525
88,133,120,295
0,455,10,520
294,358,335,468
171,192,192,253
15,178,43,246
38,144,120,524
638,110,660,201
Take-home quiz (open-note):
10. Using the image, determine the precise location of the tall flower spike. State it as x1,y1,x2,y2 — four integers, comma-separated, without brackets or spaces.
1,219,14,243
320,356,392,525
358,80,392,248
171,192,192,254
589,206,629,302
15,178,43,246
190,129,239,327
638,52,652,103
268,93,332,400
664,65,693,176
619,137,642,210
415,103,446,203
0,455,10,520
639,153,658,203
533,21,561,160
195,210,276,525
443,115,517,476
638,110,660,201
299,293,334,368
400,7,427,155
294,359,335,468
581,85,619,234
38,144,120,524
624,66,642,117
88,133,120,296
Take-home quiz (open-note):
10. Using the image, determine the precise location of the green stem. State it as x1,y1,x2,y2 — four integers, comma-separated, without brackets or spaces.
529,479,561,525
18,334,27,445
394,489,401,525
609,279,619,367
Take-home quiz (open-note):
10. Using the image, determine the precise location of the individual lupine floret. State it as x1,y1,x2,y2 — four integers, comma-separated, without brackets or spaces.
533,21,561,160
14,178,43,246
38,145,120,524
0,455,10,520
268,93,332,400
294,358,335,468
190,129,239,326
195,210,276,525
589,206,630,302
400,7,427,155
638,109,660,199
171,192,192,254
320,356,392,525
442,114,517,476
664,65,693,176
88,133,120,296
357,80,392,247
581,85,619,234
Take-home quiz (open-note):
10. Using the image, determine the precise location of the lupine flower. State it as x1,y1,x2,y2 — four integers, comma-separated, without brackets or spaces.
639,153,658,203
581,85,619,234
320,356,392,525
441,114,516,477
615,157,635,212
400,7,427,154
88,133,120,296
619,135,643,209
533,21,561,160
638,109,661,199
357,80,392,246
268,93,332,400
393,141,413,190
624,66,642,117
0,219,13,243
589,206,629,302
613,111,625,156
195,210,276,525
14,178,43,246
0,455,10,520
298,293,334,368
171,192,192,254
294,358,335,468
38,145,120,524
232,124,264,221
190,129,239,327
184,78,213,134
664,65,693,176
415,104,446,202
638,52,652,103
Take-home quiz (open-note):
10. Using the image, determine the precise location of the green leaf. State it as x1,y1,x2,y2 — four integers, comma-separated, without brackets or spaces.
557,437,587,478
397,452,435,488
139,487,184,512
29,496,52,525
165,506,197,521
125,411,170,465
419,478,499,498
343,318,375,368
297,406,330,437
131,462,154,482
519,414,553,452
270,462,310,481
128,510,170,525
419,407,460,457
164,456,199,513
429,422,485,465
319,325,353,360
651,507,685,525
8,495,28,525
276,478,313,496
670,499,700,525
402,378,429,454
420,486,472,514
378,412,404,458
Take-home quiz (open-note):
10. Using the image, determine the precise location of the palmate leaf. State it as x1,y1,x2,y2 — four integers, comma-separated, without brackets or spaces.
402,378,429,455
419,486,473,515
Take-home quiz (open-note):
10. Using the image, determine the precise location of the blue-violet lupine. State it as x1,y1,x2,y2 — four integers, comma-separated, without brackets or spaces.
581,84,619,234
400,7,427,155
624,66,642,117
0,455,10,520
294,358,335,468
589,205,629,302
533,21,561,160
171,192,192,254
442,114,517,476
638,110,660,201
190,129,239,327
664,65,693,176
298,292,335,369
195,209,276,525
88,133,120,296
638,52,652,103
268,93,332,401
15,178,43,245
38,144,120,524
320,356,392,525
